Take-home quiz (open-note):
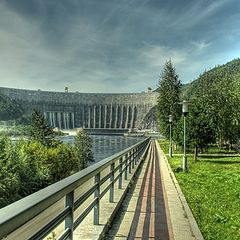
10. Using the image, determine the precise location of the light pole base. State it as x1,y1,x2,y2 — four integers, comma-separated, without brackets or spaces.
169,147,172,158
183,155,188,172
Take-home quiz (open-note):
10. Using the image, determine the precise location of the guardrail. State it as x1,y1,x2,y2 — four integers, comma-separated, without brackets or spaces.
0,137,150,240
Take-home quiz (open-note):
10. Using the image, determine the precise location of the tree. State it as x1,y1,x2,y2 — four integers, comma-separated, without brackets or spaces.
174,102,215,161
15,140,48,196
191,69,240,149
45,143,78,182
0,136,21,207
157,60,182,138
188,105,215,161
0,127,93,208
169,58,240,160
74,129,94,170
28,109,57,147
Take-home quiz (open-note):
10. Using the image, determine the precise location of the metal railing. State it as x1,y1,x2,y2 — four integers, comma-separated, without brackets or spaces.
0,137,150,240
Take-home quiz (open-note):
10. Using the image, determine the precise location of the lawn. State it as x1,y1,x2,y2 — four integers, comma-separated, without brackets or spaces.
158,140,240,240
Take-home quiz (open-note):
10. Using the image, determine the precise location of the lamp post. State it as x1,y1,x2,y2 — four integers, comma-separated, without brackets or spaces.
169,115,173,157
181,100,191,172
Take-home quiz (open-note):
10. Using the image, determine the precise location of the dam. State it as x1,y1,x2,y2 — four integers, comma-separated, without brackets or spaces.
0,87,158,131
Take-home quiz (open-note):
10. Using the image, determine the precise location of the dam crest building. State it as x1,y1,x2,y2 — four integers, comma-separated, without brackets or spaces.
0,87,158,131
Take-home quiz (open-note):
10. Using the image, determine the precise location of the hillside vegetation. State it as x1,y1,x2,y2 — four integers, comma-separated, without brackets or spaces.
184,58,240,99
0,93,23,121
157,58,240,239
179,58,240,155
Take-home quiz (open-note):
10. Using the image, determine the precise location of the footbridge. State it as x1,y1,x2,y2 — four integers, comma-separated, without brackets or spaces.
0,87,158,131
0,139,204,240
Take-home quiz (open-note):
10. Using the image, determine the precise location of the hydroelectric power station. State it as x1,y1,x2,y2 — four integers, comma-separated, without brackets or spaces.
0,87,158,132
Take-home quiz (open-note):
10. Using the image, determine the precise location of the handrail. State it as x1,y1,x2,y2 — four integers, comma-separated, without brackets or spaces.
0,137,150,239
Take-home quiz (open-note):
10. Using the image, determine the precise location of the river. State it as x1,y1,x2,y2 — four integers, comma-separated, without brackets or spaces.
60,135,145,162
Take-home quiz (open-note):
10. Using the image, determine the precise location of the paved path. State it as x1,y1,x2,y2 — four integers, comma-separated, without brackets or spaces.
105,140,204,240
3,140,204,240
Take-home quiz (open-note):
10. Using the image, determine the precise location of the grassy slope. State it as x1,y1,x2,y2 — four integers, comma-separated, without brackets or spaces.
159,140,240,240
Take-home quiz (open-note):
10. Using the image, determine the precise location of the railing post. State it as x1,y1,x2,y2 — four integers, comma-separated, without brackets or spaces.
141,143,145,157
134,147,137,163
138,145,141,161
132,149,135,169
118,157,123,189
94,172,100,225
109,162,115,203
65,191,74,240
136,146,139,163
129,151,132,174
125,153,128,180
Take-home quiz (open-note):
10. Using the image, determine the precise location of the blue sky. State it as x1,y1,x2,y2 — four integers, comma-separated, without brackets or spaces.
0,0,239,93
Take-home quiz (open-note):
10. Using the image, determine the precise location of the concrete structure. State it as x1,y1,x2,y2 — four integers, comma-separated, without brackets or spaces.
0,87,158,130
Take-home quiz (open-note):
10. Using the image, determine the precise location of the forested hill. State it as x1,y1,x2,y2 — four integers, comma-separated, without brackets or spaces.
180,57,240,150
184,58,240,99
0,93,23,121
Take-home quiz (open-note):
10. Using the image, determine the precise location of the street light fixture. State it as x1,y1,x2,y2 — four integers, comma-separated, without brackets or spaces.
180,100,191,172
169,115,173,157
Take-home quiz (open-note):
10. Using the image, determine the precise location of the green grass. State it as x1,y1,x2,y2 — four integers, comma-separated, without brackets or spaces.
206,145,238,154
158,140,240,240
161,140,239,155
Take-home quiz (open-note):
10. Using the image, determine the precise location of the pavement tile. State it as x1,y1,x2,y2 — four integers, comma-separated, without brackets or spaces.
71,141,202,240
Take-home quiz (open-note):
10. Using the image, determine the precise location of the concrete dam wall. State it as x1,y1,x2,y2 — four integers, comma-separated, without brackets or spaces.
0,87,158,131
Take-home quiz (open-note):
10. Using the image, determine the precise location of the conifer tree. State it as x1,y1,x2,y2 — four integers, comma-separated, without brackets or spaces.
157,60,182,138
29,109,55,146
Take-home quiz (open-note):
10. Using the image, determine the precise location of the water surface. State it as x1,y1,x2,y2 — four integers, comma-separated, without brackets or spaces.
60,135,144,162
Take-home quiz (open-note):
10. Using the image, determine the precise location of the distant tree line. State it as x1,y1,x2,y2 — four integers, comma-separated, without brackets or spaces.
157,58,240,160
0,110,94,208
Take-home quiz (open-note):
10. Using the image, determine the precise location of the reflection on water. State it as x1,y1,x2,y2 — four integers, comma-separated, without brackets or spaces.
60,135,144,162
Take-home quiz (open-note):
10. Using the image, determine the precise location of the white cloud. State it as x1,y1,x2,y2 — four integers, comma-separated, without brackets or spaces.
140,43,187,67
170,0,234,30
190,40,211,51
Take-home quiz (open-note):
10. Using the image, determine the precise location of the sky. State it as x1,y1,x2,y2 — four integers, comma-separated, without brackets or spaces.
0,0,240,93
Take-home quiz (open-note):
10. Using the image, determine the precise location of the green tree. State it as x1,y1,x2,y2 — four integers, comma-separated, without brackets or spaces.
28,109,57,147
15,140,49,196
45,143,78,182
0,137,80,208
74,129,94,170
188,105,215,161
0,129,93,208
157,60,182,138
0,137,21,207
191,70,240,149
174,102,215,161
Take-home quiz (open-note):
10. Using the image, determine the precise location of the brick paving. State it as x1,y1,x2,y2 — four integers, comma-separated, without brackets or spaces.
44,140,203,240
106,140,204,240
106,141,174,239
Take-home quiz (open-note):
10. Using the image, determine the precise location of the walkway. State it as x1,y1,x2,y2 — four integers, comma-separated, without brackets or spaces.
105,140,204,240
2,139,203,240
